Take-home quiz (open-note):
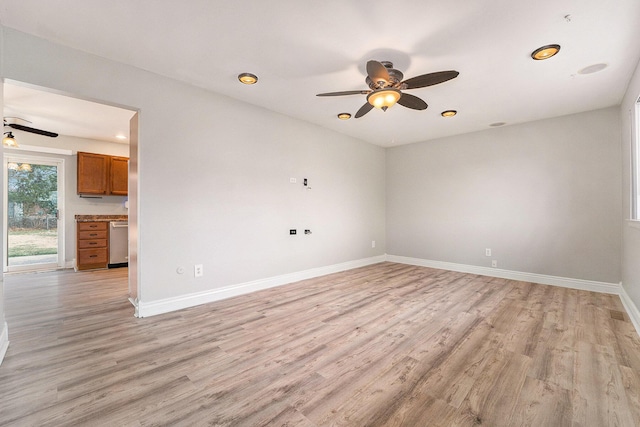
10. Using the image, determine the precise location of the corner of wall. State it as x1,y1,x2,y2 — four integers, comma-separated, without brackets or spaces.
0,321,8,365
620,284,640,336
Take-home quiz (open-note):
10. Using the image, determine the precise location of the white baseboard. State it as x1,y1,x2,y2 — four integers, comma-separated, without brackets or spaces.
619,285,640,336
136,255,386,317
0,322,9,366
133,252,640,339
386,255,621,295
387,254,640,336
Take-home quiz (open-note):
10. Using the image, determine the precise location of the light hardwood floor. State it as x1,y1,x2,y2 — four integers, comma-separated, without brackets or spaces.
1,263,640,426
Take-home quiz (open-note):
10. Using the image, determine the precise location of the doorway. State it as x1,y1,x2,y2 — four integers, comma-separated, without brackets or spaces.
2,80,138,306
3,154,64,272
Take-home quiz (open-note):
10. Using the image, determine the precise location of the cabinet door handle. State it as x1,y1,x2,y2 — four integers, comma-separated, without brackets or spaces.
90,255,97,258
89,242,97,245
89,233,98,237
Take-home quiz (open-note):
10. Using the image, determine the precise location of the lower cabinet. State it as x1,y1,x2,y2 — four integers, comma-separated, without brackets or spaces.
77,221,108,270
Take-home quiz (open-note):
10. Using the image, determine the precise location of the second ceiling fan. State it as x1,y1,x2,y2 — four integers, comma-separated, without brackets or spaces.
317,60,459,118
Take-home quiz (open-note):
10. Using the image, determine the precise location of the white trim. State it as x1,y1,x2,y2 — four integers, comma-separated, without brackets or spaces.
3,144,73,156
0,322,9,366
129,297,140,318
386,255,621,295
136,255,386,317
619,285,640,336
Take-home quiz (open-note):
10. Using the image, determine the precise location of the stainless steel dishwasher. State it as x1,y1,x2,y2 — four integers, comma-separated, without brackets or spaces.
109,221,128,268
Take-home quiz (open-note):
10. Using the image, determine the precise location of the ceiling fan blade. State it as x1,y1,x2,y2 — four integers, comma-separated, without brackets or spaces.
366,60,390,85
6,123,59,137
402,70,459,90
397,93,428,110
355,103,374,118
316,90,369,97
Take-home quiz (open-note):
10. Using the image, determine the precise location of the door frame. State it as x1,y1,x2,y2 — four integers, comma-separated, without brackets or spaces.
3,153,66,273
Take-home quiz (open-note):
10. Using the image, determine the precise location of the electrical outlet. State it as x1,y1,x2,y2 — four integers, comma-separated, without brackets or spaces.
485,248,491,256
290,178,297,184
194,264,203,277
372,240,376,248
491,260,497,268
290,229,297,235
304,229,312,234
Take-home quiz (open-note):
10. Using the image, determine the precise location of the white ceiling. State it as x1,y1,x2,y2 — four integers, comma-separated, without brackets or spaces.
1,0,639,147
4,83,135,144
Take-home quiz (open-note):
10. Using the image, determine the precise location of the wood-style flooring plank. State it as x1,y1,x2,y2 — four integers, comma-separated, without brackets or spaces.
1,263,639,426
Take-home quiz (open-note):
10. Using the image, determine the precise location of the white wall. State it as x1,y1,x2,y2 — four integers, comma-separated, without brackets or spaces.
387,107,622,283
621,58,640,311
0,28,386,305
0,73,8,364
4,131,129,266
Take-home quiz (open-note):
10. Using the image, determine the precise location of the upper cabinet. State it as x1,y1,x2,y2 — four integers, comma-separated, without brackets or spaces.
77,152,128,196
77,152,109,194
110,156,129,195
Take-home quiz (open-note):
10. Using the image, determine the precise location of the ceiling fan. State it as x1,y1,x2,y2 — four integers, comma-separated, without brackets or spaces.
4,117,59,138
317,60,459,118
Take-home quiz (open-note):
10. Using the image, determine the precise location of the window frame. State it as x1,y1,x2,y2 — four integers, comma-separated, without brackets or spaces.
632,97,640,221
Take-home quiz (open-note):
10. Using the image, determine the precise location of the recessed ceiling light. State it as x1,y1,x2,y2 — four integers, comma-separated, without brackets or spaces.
531,44,561,61
490,122,506,127
115,134,127,140
337,113,351,120
578,63,607,75
441,110,457,117
238,73,258,85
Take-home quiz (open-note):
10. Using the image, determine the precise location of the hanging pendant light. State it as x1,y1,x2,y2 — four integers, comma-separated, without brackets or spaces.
3,132,18,147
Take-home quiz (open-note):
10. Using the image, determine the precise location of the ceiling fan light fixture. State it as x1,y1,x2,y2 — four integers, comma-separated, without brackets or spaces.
441,110,457,117
3,131,18,147
531,44,561,60
238,72,258,85
367,88,401,110
337,113,351,120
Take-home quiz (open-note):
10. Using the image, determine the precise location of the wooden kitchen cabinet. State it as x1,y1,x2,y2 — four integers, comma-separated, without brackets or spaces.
110,156,129,195
77,152,128,196
77,221,109,270
77,152,108,194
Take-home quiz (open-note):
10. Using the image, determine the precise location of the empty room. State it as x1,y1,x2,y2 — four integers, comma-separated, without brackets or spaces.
1,1,640,426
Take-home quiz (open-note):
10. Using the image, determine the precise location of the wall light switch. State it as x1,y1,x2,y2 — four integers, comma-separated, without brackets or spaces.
372,240,376,248
485,248,491,256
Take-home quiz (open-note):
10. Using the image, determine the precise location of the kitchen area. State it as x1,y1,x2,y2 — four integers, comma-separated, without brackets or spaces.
75,215,128,270
3,82,136,302
75,151,129,271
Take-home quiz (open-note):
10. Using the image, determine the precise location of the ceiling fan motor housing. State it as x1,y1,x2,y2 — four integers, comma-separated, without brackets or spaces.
366,61,404,89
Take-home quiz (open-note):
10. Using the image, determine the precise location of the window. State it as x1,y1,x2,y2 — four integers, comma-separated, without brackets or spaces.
633,97,640,220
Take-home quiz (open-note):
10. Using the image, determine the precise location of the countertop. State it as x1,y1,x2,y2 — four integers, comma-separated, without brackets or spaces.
75,215,128,222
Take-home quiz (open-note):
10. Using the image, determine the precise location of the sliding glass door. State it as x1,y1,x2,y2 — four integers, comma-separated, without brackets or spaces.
3,154,65,272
